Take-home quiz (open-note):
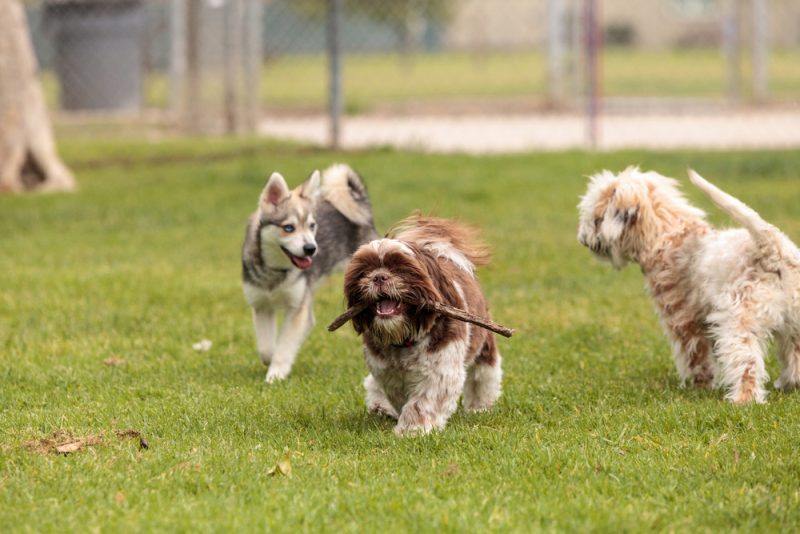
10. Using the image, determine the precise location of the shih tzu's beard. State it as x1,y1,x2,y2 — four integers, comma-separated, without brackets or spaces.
368,312,416,347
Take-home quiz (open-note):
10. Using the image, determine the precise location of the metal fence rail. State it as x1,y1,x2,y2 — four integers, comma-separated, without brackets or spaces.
23,0,800,146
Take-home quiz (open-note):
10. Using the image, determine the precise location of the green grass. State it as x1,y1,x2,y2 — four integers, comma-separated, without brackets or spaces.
41,49,800,113
2,141,800,531
259,49,800,111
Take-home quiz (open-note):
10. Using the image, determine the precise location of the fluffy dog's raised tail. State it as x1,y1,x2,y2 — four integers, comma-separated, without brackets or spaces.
320,164,374,227
688,169,780,258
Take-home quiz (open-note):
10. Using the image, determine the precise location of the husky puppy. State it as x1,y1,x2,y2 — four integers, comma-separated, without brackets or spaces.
242,164,378,382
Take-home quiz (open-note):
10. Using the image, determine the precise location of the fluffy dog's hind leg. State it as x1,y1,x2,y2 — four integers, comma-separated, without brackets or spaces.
266,292,314,383
463,339,502,412
710,311,769,404
364,374,398,419
775,332,800,391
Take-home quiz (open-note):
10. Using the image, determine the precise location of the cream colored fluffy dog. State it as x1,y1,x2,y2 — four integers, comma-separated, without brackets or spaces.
578,167,800,403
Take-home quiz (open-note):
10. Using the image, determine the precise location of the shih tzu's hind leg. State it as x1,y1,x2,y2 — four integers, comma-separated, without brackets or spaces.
463,339,502,412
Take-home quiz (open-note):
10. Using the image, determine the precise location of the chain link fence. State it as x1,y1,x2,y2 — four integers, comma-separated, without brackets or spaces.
22,0,800,147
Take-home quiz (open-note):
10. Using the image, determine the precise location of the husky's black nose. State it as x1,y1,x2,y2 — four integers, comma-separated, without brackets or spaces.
303,244,317,256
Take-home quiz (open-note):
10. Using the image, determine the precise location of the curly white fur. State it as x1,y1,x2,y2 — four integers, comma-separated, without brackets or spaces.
578,166,800,403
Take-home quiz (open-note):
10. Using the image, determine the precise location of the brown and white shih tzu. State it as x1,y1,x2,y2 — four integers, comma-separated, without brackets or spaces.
341,216,503,436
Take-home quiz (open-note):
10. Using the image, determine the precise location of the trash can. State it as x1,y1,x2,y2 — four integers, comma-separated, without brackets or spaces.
45,0,143,111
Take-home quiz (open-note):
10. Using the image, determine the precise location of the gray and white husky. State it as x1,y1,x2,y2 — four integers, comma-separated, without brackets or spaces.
242,164,378,382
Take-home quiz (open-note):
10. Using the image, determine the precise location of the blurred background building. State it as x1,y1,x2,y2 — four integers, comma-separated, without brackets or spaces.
22,0,800,149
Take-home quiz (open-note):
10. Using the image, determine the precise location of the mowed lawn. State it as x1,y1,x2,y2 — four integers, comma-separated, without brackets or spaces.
2,141,800,531
258,49,800,111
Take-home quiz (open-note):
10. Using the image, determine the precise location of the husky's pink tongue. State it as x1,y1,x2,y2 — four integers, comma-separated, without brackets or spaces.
291,255,313,270
376,299,401,316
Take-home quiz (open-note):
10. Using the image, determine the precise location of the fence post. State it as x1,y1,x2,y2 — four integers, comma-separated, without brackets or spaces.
182,0,201,132
722,0,741,101
243,0,262,134
751,0,768,103
222,0,238,134
326,0,343,149
583,0,601,149
547,0,566,105
170,0,186,122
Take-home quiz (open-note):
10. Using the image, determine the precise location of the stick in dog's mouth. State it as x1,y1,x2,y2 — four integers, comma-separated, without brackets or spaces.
327,299,514,338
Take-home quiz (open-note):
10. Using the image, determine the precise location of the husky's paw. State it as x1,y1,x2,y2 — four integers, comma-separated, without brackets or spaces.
265,366,290,383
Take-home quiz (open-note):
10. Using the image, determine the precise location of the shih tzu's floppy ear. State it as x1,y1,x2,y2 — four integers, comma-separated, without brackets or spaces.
259,172,290,210
300,170,321,202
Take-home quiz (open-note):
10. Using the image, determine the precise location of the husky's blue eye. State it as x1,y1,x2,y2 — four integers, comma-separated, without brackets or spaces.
283,224,295,233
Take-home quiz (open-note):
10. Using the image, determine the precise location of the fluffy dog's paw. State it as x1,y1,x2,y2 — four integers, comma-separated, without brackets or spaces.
774,375,800,391
265,366,290,383
463,400,494,413
259,352,273,366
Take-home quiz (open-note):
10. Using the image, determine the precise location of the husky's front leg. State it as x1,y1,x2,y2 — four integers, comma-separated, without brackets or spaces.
266,292,314,383
252,307,277,366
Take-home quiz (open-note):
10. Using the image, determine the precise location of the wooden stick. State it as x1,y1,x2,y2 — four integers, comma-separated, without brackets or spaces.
327,300,514,338
424,301,514,338
327,302,369,332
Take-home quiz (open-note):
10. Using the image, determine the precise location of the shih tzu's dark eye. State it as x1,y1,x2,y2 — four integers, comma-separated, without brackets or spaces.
283,224,295,233
594,217,603,228
309,222,317,231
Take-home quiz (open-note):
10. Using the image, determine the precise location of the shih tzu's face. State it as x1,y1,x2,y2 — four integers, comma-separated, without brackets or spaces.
343,239,443,346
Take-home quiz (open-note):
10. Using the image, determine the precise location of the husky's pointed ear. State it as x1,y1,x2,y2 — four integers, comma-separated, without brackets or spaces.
300,170,321,201
259,172,290,209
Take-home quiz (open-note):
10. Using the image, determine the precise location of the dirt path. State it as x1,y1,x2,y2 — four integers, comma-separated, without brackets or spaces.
259,109,800,153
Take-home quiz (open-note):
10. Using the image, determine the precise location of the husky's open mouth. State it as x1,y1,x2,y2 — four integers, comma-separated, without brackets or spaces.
280,246,313,270
375,299,405,318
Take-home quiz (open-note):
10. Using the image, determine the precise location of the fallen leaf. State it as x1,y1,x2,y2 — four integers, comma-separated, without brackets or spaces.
56,441,84,454
114,491,125,505
103,356,126,366
192,339,213,352
25,430,103,455
267,451,292,478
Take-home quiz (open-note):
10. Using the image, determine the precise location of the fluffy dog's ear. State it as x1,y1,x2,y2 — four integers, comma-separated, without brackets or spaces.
615,206,638,226
300,170,321,202
260,172,290,209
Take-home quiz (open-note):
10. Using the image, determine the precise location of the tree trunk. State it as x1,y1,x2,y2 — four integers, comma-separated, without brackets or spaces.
0,0,75,193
